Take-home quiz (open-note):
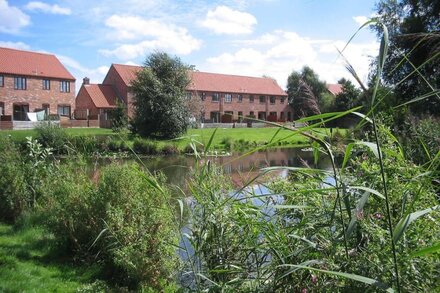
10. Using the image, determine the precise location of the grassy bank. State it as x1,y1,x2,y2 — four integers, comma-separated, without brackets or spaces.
0,222,102,292
1,126,346,154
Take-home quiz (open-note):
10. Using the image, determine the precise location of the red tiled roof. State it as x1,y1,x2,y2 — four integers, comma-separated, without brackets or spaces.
327,83,343,96
84,84,118,108
111,64,287,96
0,47,75,80
112,63,142,86
188,71,287,96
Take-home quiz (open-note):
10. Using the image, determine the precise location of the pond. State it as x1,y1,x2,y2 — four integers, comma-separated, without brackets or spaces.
98,147,332,188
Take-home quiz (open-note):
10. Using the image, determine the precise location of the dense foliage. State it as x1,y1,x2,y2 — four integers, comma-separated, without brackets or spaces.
131,52,192,139
287,66,327,118
373,0,440,115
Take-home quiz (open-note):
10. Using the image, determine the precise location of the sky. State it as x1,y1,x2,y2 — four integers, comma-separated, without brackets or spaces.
0,0,380,92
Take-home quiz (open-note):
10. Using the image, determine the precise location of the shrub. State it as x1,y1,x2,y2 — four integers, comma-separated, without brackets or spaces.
34,122,68,154
0,137,28,222
161,144,179,155
44,162,178,290
133,138,159,155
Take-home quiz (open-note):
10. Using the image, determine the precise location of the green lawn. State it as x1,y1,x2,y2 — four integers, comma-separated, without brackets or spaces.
0,128,115,142
0,223,102,292
171,127,338,149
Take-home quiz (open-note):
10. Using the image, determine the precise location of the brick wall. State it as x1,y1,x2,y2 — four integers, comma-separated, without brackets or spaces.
103,66,131,117
75,85,100,118
190,91,293,122
0,74,75,118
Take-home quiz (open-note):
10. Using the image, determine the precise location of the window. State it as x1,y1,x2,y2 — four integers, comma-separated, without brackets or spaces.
201,92,206,101
287,112,292,121
259,96,266,103
60,81,70,93
212,93,219,102
57,105,71,117
249,111,255,117
14,77,26,90
238,111,243,122
224,94,232,103
281,97,285,104
13,104,29,121
238,94,243,103
186,92,192,100
0,75,4,87
270,96,275,104
249,95,254,103
280,112,285,120
0,102,4,115
42,79,50,90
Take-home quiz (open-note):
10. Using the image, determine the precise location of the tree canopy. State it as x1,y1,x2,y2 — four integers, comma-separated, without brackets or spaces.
131,52,192,139
287,66,327,119
373,0,440,115
333,78,361,112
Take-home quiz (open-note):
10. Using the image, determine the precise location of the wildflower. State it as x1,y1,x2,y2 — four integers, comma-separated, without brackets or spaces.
311,274,318,284
373,212,382,219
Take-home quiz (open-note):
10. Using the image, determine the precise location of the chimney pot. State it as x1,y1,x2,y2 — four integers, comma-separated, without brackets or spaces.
83,77,90,85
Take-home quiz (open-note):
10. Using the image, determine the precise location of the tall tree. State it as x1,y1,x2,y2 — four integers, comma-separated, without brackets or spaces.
373,0,440,115
333,78,361,112
287,66,327,119
131,52,192,139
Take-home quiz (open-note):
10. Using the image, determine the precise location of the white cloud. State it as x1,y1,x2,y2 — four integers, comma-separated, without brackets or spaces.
0,0,30,34
203,30,379,89
0,41,30,50
353,15,369,27
25,1,71,15
201,6,257,35
99,14,202,59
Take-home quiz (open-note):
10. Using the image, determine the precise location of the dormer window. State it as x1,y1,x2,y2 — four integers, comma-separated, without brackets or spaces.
60,81,70,93
14,77,26,90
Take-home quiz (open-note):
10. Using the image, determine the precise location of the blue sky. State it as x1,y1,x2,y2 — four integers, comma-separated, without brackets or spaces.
1,0,379,92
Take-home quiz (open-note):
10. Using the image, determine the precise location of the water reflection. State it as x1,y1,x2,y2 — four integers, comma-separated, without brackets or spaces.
142,147,332,187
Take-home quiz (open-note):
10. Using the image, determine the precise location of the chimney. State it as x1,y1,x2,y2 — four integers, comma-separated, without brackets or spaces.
83,77,90,85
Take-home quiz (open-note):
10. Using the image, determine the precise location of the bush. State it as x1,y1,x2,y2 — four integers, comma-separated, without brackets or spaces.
0,137,28,222
161,144,179,155
133,138,159,155
34,122,68,154
44,162,178,290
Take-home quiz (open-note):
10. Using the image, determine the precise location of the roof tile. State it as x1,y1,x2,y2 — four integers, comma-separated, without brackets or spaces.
84,84,118,108
0,47,75,80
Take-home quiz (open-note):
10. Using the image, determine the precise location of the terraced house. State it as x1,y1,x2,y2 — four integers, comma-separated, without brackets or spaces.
0,47,75,126
76,64,292,123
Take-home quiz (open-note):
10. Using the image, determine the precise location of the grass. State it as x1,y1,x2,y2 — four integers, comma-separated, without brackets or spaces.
0,127,115,142
0,222,102,292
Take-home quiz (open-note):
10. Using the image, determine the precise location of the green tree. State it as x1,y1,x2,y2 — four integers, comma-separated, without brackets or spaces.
109,100,128,132
131,52,192,139
373,0,440,115
287,66,327,119
333,78,361,112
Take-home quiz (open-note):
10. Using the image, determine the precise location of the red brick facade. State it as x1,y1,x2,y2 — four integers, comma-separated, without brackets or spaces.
0,74,75,119
80,64,293,122
189,91,292,122
0,47,75,121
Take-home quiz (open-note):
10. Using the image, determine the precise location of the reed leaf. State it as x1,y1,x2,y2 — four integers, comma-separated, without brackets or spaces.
278,264,394,292
393,205,439,243
410,242,440,258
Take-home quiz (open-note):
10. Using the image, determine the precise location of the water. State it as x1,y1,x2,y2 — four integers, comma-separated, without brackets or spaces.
129,147,332,187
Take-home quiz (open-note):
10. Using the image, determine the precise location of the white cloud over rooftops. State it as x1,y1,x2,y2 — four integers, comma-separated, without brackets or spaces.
99,14,202,59
201,5,257,35
203,30,379,89
0,41,31,50
0,0,30,34
25,1,71,15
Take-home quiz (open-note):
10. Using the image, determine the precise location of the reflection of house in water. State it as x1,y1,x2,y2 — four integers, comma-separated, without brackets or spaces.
208,148,331,186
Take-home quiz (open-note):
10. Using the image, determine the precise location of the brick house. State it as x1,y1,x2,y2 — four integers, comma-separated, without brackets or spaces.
76,64,292,123
327,83,343,96
0,47,76,121
75,77,119,119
